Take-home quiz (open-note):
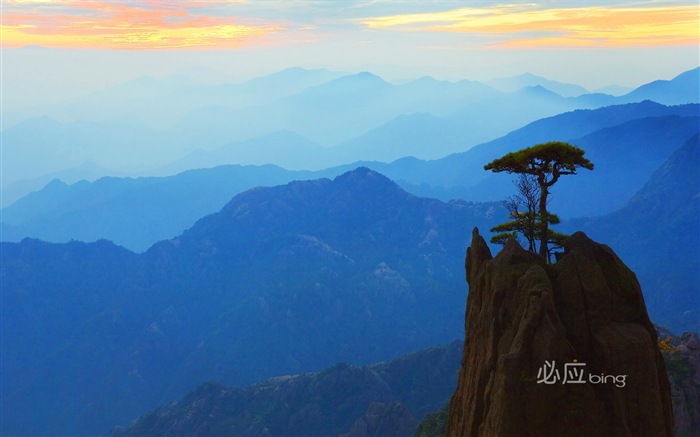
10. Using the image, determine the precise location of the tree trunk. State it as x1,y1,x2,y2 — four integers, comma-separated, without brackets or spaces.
538,181,549,258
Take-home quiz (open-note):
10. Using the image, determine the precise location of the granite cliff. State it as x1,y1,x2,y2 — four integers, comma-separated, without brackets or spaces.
446,229,674,437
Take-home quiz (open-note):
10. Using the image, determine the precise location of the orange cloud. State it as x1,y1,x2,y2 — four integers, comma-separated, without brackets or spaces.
360,4,700,48
1,1,282,49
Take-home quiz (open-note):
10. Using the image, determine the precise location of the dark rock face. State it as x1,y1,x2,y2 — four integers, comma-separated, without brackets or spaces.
446,229,674,437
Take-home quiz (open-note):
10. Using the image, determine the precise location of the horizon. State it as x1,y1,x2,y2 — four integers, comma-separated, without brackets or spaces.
2,0,699,112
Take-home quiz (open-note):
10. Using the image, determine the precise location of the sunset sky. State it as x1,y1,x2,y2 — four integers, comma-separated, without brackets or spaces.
2,0,699,109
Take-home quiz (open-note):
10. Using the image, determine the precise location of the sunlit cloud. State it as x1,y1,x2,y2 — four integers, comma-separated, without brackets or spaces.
1,0,283,49
360,3,700,48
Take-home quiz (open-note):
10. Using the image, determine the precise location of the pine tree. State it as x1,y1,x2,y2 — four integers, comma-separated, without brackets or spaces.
485,142,593,259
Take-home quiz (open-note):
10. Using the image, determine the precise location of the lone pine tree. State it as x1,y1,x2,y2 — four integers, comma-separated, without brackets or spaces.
485,141,594,259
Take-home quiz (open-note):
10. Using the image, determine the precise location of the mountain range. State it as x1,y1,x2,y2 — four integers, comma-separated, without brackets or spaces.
3,67,697,196
2,164,321,251
12,67,346,130
3,101,697,251
2,66,699,437
486,72,591,96
0,168,505,435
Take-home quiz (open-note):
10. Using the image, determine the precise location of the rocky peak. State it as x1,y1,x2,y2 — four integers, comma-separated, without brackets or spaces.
332,167,407,198
447,229,673,437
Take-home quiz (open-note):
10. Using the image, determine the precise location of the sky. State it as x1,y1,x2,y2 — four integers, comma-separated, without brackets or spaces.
2,0,699,110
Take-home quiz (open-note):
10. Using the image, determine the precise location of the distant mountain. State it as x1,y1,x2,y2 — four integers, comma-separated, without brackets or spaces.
114,341,462,436
41,67,345,128
593,84,633,96
373,101,699,201
460,113,700,218
4,102,697,251
620,67,700,105
1,110,36,130
566,134,700,333
395,76,497,116
167,72,397,150
6,68,698,189
0,161,119,208
157,130,326,174
162,71,642,170
1,115,164,189
275,68,697,163
328,112,455,163
165,79,601,169
1,164,323,252
487,72,590,97
2,68,347,187
327,85,592,164
47,74,201,126
554,115,700,216
167,70,490,150
310,80,684,168
226,66,346,105
1,168,504,435
301,71,392,99
2,74,201,130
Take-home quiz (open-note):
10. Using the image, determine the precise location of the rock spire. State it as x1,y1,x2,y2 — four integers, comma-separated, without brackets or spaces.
446,229,673,437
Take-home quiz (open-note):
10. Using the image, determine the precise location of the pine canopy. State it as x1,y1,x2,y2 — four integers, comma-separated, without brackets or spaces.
484,141,594,179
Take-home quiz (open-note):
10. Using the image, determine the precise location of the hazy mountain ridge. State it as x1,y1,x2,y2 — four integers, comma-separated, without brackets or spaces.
486,72,590,96
327,85,597,164
3,67,697,194
3,101,696,251
157,130,327,174
619,67,700,106
1,164,322,251
1,114,163,189
0,160,122,208
14,67,346,129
